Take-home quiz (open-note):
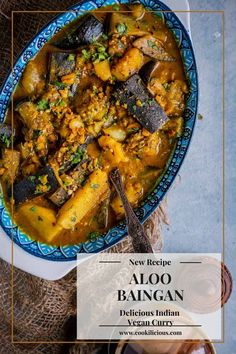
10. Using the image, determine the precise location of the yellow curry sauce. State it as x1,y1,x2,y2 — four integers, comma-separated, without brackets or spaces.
0,4,188,246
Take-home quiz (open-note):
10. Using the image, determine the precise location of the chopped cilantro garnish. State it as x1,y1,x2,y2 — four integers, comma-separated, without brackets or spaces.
0,133,11,147
88,231,101,241
52,81,66,88
67,54,75,61
93,86,99,95
147,98,155,106
28,176,36,182
101,33,109,40
97,45,106,53
116,23,127,34
147,40,158,50
38,174,48,185
112,4,120,10
59,100,66,107
37,99,49,111
82,49,91,61
30,206,37,212
63,180,71,187
127,127,139,134
92,42,109,63
93,52,109,63
162,82,171,91
90,183,100,190
71,147,85,165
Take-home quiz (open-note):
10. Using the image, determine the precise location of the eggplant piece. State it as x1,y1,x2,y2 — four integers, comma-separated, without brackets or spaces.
133,35,175,61
12,165,59,206
48,187,69,207
49,52,76,83
0,124,14,148
49,157,92,207
113,74,168,133
54,14,103,50
139,60,158,85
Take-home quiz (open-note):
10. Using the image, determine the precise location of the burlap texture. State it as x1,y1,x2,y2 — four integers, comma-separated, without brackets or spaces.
0,1,169,352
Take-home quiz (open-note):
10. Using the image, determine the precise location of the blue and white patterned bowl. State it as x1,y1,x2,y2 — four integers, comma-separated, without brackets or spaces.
0,0,198,262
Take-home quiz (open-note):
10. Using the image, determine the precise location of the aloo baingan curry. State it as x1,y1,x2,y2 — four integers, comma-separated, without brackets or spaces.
0,4,188,246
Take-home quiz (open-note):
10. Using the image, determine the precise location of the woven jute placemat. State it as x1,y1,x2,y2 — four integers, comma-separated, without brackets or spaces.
0,1,169,352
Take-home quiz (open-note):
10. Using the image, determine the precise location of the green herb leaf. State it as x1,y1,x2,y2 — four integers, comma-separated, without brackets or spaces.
112,4,120,10
30,206,37,212
71,147,85,165
88,231,101,241
37,99,49,111
147,40,158,50
63,180,71,187
52,81,67,88
67,54,75,61
116,23,127,35
28,176,36,182
90,183,100,190
127,127,139,134
147,98,155,106
82,49,91,61
59,100,66,107
0,133,11,147
93,87,99,95
162,82,171,91
101,33,109,40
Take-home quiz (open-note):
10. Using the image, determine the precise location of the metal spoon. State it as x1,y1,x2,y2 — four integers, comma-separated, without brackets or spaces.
109,168,153,253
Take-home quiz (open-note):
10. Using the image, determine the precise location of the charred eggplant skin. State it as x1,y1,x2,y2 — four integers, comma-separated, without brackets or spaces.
113,74,168,133
54,14,103,50
12,165,59,206
48,187,69,206
139,60,157,84
49,52,76,82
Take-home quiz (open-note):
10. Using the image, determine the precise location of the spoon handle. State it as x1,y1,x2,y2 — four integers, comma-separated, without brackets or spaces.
109,168,153,253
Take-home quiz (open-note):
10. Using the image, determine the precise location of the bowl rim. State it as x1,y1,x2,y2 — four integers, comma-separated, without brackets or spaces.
0,0,198,262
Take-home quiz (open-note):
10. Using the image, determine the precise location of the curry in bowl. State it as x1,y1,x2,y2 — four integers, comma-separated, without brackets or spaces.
0,4,188,246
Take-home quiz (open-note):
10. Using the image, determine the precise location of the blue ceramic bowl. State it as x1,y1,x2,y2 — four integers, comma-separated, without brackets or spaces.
0,0,198,261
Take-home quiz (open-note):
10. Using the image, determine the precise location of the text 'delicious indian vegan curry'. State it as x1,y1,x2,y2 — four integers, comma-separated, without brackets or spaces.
0,4,188,246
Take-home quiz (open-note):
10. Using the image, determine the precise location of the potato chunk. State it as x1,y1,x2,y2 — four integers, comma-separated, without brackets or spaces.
21,61,44,95
19,203,62,242
98,135,128,165
94,60,111,81
112,48,143,81
57,169,109,229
